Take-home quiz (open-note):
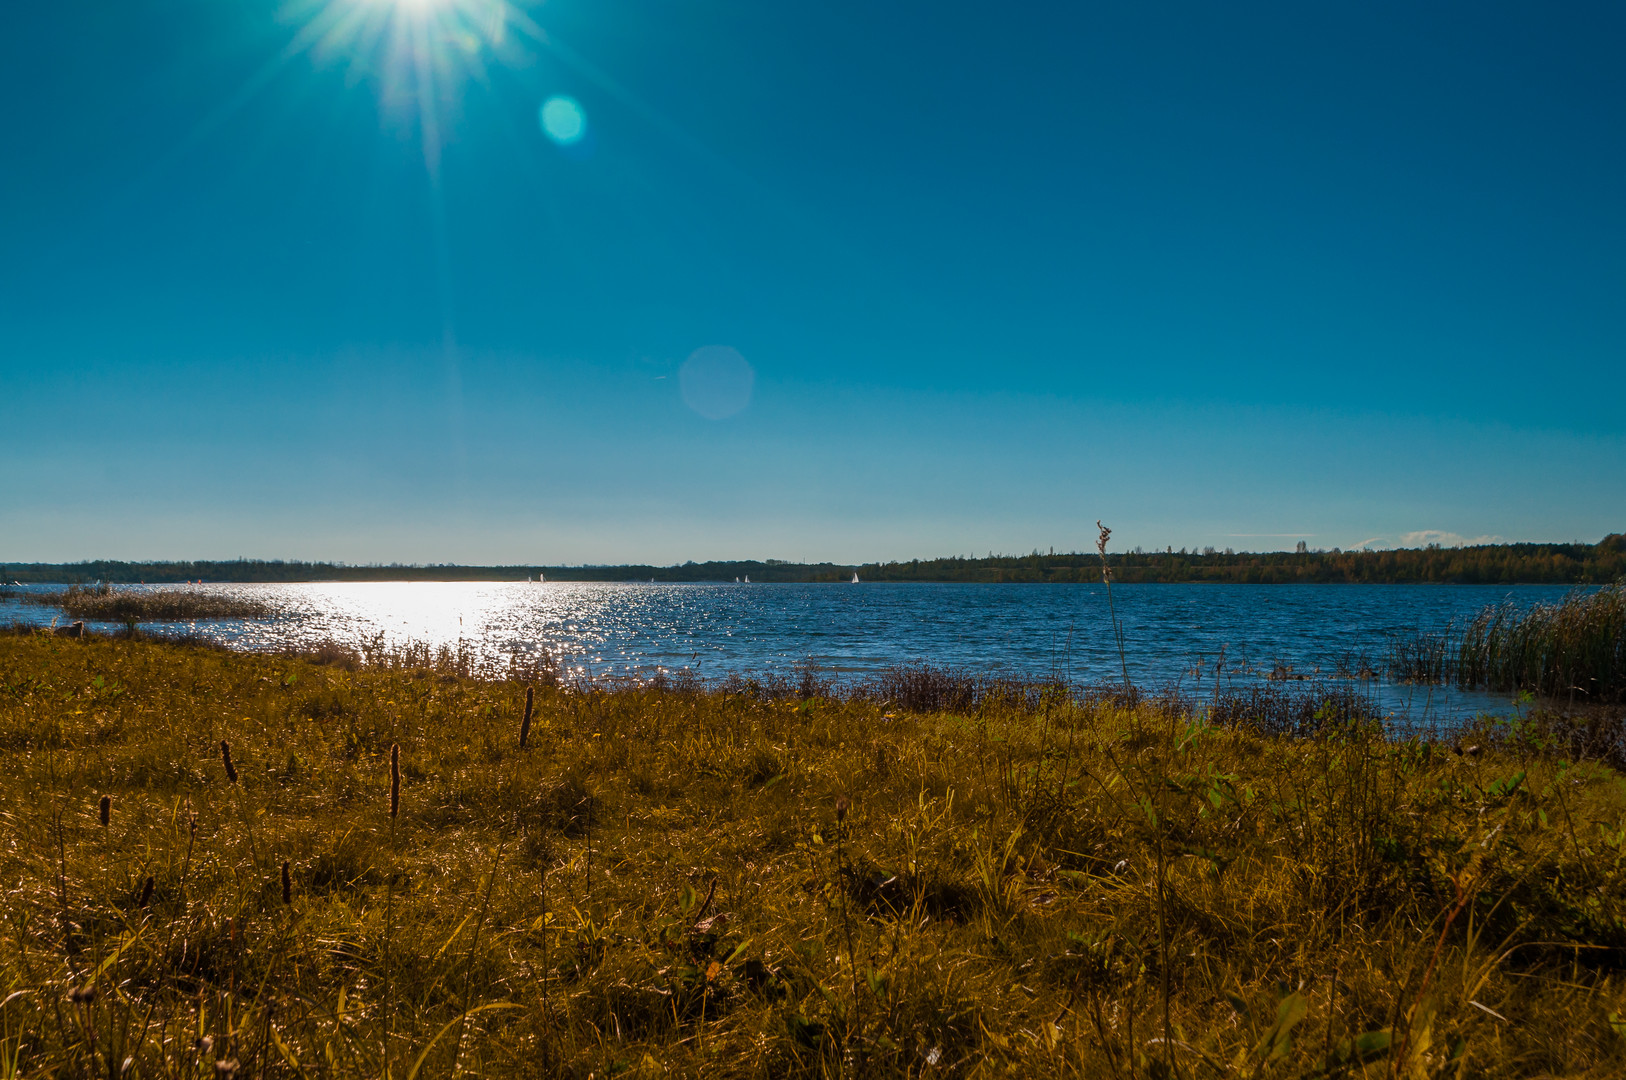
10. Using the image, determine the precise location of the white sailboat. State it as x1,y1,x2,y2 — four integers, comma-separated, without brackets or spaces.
852,572,860,583
743,574,751,583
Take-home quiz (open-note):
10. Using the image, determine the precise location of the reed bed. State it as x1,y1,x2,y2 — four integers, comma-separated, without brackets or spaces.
1,631,1624,1077
1385,625,1458,687
1202,682,1382,737
1384,584,1626,707
1457,584,1626,704
720,663,1081,716
23,582,274,622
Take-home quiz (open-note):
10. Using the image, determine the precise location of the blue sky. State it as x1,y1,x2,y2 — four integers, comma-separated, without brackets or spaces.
2,0,1622,564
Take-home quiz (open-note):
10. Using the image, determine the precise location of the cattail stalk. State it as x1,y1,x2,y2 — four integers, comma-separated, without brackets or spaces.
281,860,292,905
221,738,257,862
519,686,534,749
98,795,111,828
389,743,401,818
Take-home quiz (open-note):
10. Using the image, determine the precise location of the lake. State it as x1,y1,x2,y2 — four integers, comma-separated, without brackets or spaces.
3,580,1592,722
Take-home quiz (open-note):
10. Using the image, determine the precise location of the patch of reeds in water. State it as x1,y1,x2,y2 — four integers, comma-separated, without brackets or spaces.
26,583,273,622
1385,623,1457,685
1385,584,1626,705
716,662,1108,715
1457,583,1625,703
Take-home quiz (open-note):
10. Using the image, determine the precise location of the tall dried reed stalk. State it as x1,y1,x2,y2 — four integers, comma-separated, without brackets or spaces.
1097,521,1169,1075
1096,522,1130,693
582,790,594,903
519,686,534,749
450,844,505,1079
384,742,401,1073
832,794,861,1057
539,832,552,1015
389,743,401,819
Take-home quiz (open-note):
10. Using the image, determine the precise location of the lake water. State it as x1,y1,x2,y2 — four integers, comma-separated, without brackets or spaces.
2,581,1589,723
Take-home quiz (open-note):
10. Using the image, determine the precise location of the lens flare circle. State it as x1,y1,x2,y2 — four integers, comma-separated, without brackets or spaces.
540,96,587,145
680,346,755,420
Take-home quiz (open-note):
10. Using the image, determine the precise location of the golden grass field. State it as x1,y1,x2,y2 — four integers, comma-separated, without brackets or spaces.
2,630,1624,1077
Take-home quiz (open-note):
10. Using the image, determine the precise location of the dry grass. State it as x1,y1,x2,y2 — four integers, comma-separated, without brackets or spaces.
1,631,1625,1077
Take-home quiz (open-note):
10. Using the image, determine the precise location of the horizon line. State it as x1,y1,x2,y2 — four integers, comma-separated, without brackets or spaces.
4,534,1622,571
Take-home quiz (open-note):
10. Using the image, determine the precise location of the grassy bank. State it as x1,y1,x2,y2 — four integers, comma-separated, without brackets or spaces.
2,633,1625,1077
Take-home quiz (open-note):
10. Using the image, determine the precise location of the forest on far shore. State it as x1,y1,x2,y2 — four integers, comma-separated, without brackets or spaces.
4,535,1623,585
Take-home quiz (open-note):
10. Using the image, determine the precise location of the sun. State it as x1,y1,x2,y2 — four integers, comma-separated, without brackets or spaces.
285,0,526,80
280,0,535,168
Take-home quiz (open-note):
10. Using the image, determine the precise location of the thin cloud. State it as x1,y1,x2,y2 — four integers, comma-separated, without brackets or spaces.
1227,533,1315,537
1399,530,1505,548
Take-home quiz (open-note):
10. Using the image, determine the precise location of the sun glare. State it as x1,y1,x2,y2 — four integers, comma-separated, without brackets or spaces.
291,0,522,82
281,0,536,170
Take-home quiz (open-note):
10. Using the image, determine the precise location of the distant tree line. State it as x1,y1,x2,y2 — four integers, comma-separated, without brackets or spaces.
4,536,1623,586
842,536,1626,584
